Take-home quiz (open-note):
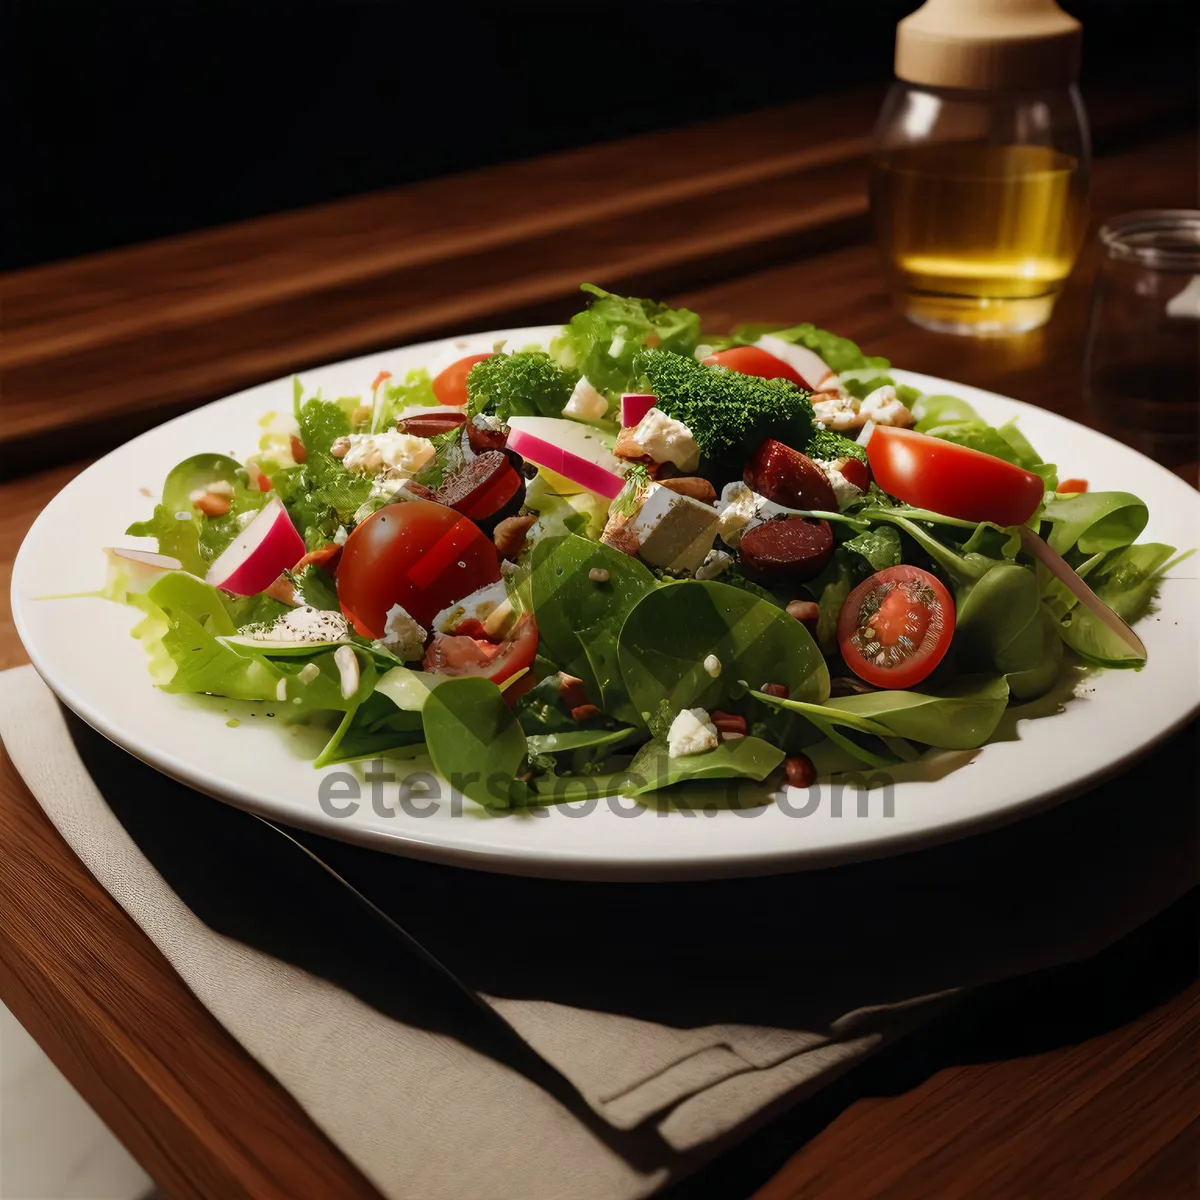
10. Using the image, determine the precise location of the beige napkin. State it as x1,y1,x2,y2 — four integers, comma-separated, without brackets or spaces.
1,664,1195,1200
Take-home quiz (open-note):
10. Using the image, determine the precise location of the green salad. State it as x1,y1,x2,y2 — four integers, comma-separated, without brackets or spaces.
104,284,1186,806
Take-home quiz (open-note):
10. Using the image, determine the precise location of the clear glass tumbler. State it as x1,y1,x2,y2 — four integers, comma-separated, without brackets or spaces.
871,82,1091,336
1084,210,1200,451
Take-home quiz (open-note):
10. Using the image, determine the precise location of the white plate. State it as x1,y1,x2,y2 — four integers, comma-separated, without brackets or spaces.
12,327,1200,879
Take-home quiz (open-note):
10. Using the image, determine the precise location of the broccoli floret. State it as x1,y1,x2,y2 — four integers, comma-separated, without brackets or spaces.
466,352,578,422
804,428,867,464
635,348,814,478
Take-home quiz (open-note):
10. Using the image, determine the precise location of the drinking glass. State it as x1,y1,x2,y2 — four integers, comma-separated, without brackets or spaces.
1084,210,1200,455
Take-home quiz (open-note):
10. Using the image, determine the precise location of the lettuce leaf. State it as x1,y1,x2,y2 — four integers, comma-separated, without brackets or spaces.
551,284,702,397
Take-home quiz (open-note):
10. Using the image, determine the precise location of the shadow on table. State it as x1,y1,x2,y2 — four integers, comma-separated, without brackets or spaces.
65,711,1198,1185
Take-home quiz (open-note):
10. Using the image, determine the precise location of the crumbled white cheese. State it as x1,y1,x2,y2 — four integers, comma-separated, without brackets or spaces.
333,525,348,545
811,459,864,511
249,606,349,644
297,662,321,684
334,645,360,699
667,708,719,758
715,482,762,546
341,431,436,477
860,385,915,428
812,393,862,432
207,479,235,497
275,677,288,702
695,549,732,580
380,604,428,661
472,412,504,432
703,654,722,678
562,376,609,422
609,328,628,358
431,580,510,634
628,483,721,572
631,408,701,472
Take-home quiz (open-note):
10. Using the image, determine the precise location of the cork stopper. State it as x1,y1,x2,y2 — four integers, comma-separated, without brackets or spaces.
895,0,1082,90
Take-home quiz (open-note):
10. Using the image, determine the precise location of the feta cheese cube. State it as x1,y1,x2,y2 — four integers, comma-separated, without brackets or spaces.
811,459,864,511
431,580,510,634
562,376,609,422
341,431,436,477
631,408,701,472
812,393,862,432
715,482,762,546
860,385,915,428
667,708,719,758
381,604,428,662
695,549,732,580
628,483,721,573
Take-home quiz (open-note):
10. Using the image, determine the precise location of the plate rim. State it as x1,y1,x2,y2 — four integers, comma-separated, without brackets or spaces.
11,329,1200,880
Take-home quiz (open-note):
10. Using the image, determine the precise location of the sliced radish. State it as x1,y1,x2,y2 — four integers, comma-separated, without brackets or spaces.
1018,527,1147,660
621,393,657,427
506,428,625,499
105,547,184,593
205,497,305,595
754,334,838,392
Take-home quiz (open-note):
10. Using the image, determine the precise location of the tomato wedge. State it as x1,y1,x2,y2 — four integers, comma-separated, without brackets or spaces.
337,500,500,635
701,346,807,389
866,426,1045,526
422,614,538,685
431,353,493,408
837,566,954,689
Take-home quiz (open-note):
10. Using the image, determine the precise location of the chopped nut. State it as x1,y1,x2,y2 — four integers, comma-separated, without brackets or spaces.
330,436,351,459
786,600,821,626
571,703,600,721
702,653,722,677
194,492,231,517
263,575,298,606
784,753,816,788
493,513,537,561
659,477,717,504
588,567,610,583
600,521,641,558
558,674,590,711
290,434,308,464
710,710,747,737
760,682,789,699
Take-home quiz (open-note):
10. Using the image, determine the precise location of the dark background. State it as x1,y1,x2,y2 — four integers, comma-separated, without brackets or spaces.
3,0,1196,272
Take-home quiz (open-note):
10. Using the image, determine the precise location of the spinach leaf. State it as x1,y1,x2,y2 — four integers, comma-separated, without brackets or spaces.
748,689,903,768
421,676,529,808
526,727,638,757
529,535,656,708
622,736,784,796
842,524,902,572
314,692,425,767
1059,543,1186,667
826,675,1010,749
618,580,829,727
1044,492,1149,555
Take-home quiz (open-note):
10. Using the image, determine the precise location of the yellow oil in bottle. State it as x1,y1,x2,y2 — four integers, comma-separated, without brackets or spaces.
872,143,1085,334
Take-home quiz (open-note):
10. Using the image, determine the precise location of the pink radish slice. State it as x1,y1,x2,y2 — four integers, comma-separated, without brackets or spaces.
107,547,183,572
205,497,305,595
754,335,837,391
621,393,657,427
1018,527,1146,659
506,428,626,499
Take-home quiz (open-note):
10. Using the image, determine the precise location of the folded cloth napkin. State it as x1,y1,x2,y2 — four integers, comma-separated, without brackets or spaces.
1,665,1195,1199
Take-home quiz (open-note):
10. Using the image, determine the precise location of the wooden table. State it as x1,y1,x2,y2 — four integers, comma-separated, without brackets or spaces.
1,86,1196,1199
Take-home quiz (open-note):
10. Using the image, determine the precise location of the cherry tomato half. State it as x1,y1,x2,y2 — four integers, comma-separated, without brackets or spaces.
431,353,493,408
866,426,1045,527
337,500,500,636
837,565,955,689
422,613,538,685
701,346,807,389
